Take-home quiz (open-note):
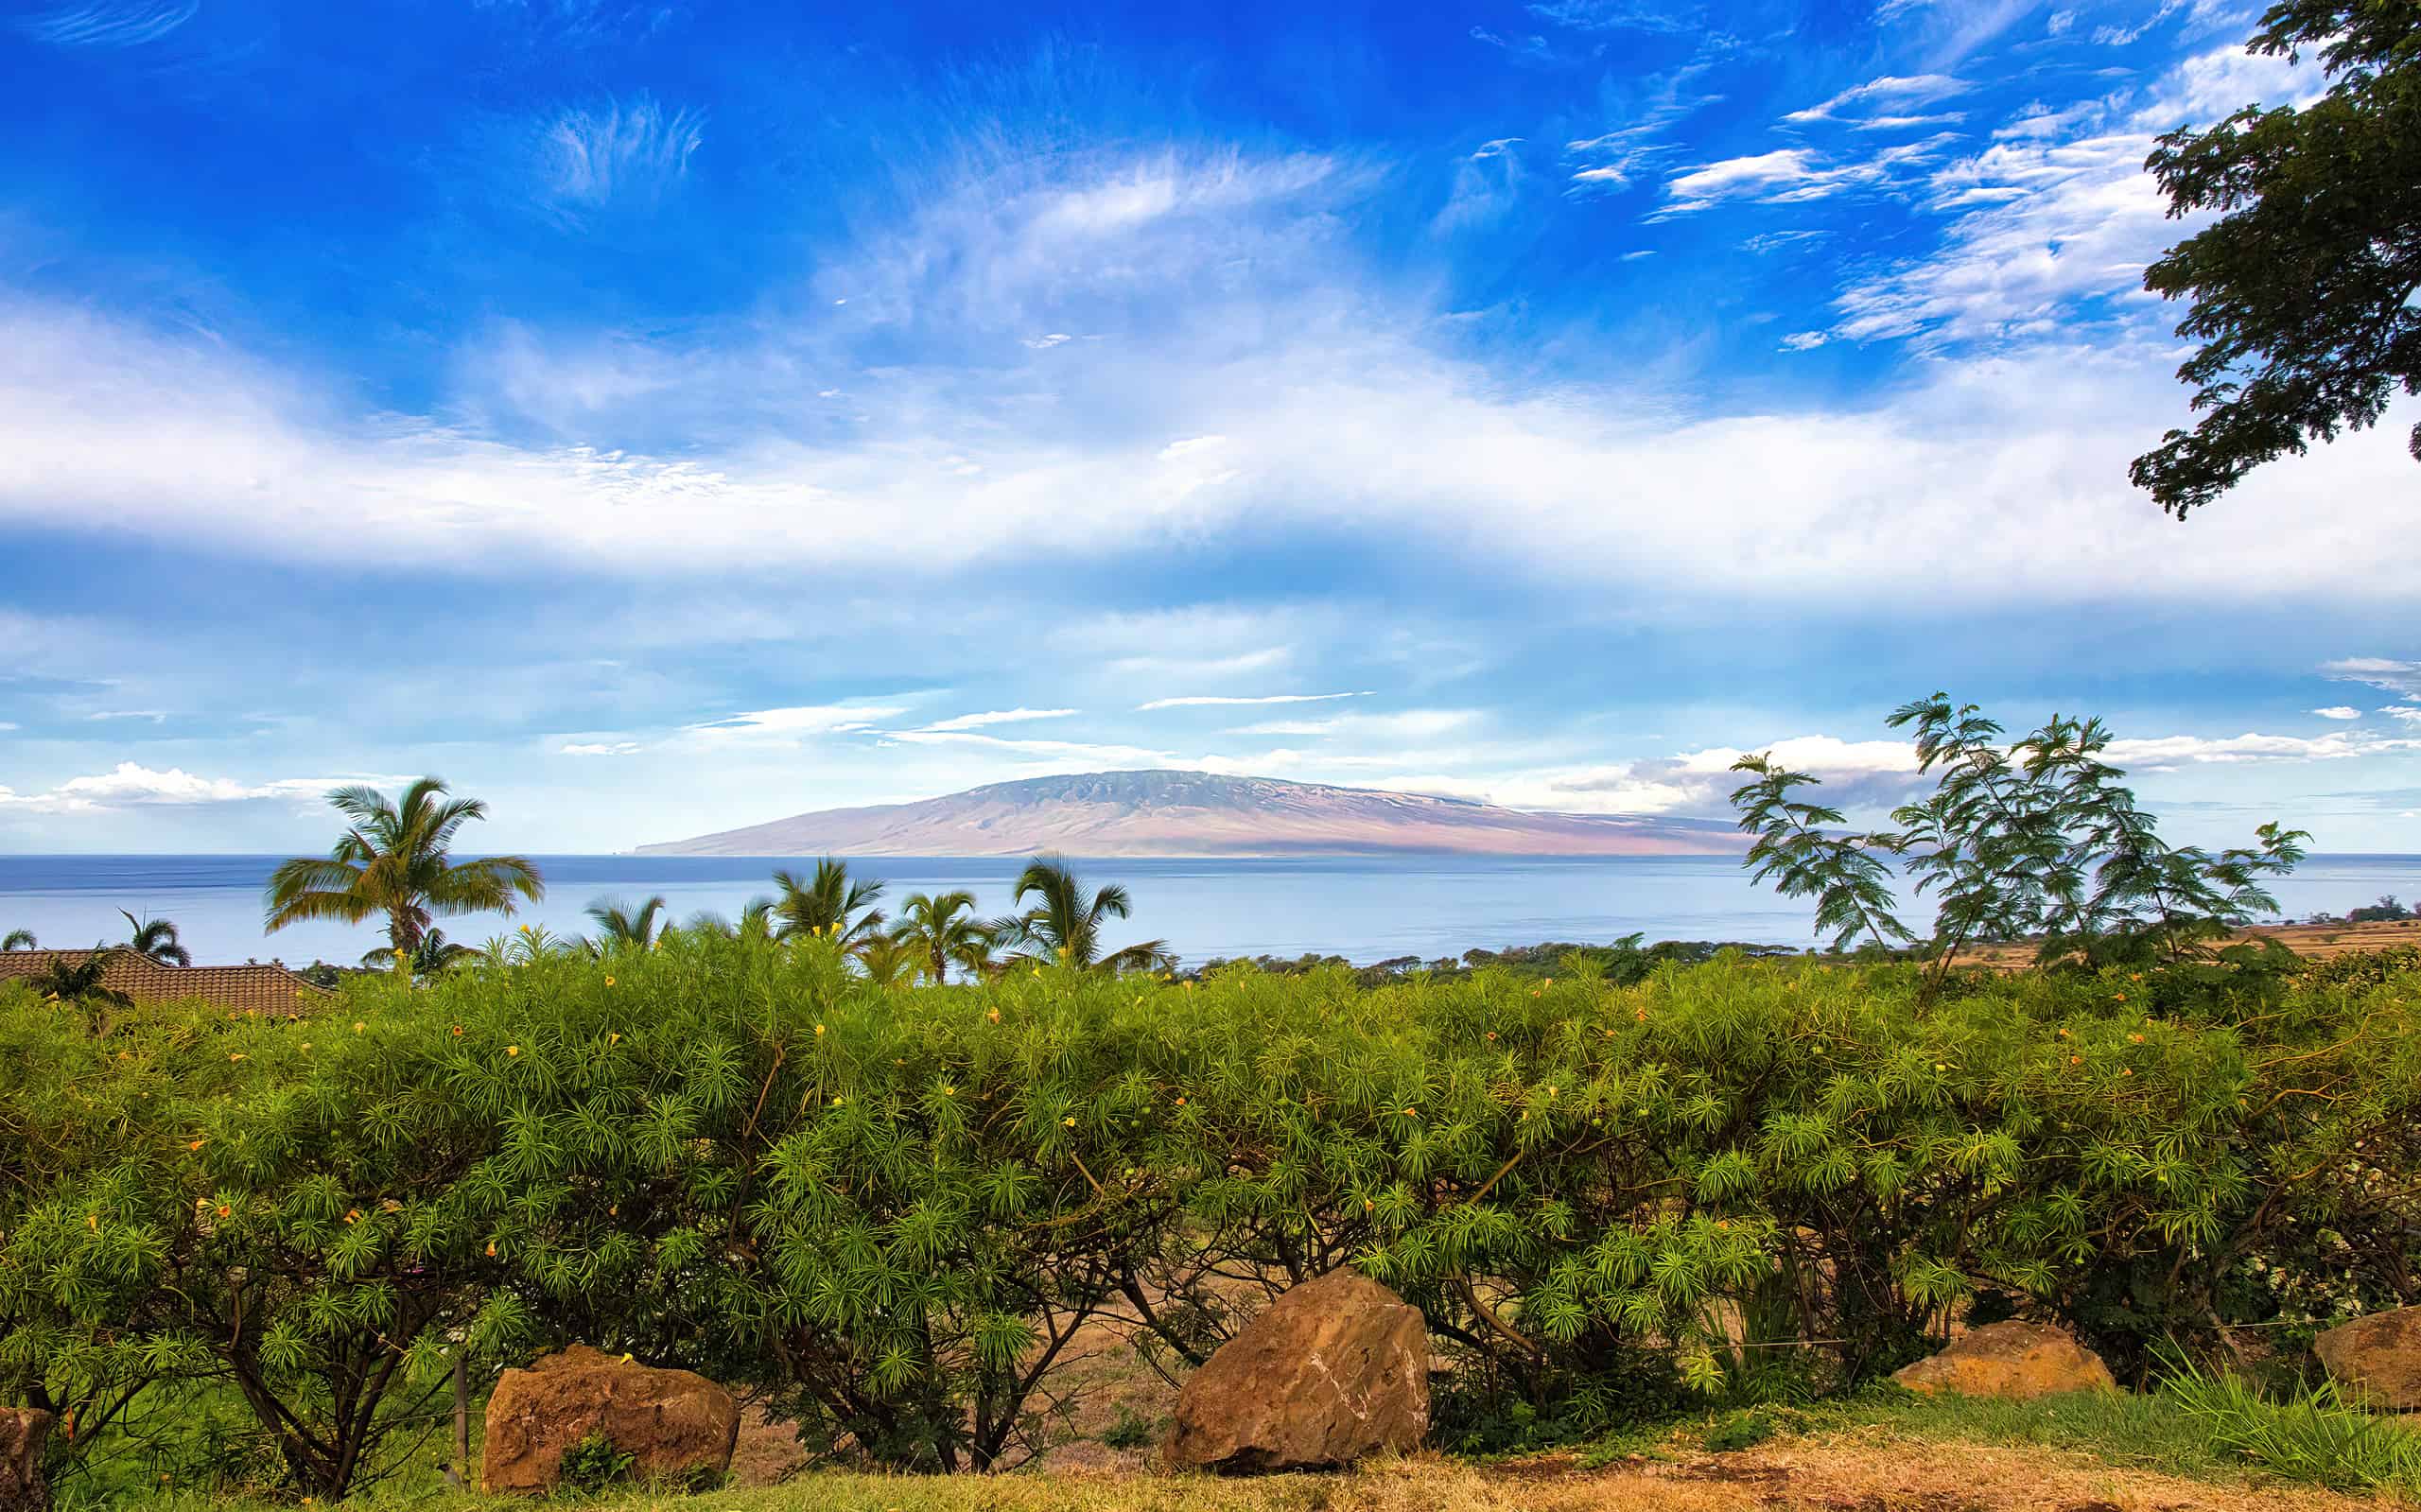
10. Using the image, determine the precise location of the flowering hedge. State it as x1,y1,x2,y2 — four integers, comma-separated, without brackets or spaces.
4,938,2416,1491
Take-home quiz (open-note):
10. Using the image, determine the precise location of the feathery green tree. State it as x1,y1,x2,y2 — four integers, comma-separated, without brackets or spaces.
1733,694,2307,978
264,779,544,955
1,928,35,951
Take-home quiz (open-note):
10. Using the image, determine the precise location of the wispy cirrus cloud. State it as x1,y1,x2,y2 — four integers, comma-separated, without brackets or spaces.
917,707,1079,732
2324,658,2421,701
2311,707,2362,721
534,96,705,213
1783,74,1969,124
559,740,642,756
15,0,195,47
1138,691,1372,711
682,704,912,741
1525,0,1699,33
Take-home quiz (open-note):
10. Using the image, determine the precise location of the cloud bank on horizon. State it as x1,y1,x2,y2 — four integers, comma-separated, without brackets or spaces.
0,0,2414,853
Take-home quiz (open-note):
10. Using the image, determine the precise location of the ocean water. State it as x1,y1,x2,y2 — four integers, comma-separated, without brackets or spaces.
3,852,2419,970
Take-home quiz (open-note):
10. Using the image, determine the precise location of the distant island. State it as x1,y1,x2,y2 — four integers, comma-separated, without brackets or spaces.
635,769,1750,859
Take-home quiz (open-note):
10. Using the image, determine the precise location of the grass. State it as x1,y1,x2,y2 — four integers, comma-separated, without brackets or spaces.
57,1384,2421,1512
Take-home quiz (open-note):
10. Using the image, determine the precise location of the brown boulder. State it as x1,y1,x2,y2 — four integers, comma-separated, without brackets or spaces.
479,1345,739,1494
1166,1267,1429,1473
2316,1307,2421,1410
0,1409,51,1512
1892,1320,2116,1399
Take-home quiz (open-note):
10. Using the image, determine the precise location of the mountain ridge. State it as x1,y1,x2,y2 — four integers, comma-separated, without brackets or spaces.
636,769,1749,858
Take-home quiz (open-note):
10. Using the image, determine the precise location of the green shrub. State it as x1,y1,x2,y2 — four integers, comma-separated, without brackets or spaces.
1100,1408,1157,1451
6,938,2417,1494
1703,1408,1775,1452
557,1429,635,1491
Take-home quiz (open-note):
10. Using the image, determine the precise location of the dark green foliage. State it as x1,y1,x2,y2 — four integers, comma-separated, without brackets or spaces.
1099,1407,1157,1450
2350,895,2414,923
557,1429,636,1491
2132,0,2421,515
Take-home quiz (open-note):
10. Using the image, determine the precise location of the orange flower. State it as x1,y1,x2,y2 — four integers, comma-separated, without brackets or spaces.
1486,1031,1497,1041
189,1139,204,1151
1174,1096,1186,1106
2130,1033,2144,1044
352,1021,365,1034
344,1209,359,1225
228,1052,246,1062
216,1205,231,1219
486,1243,497,1257
450,1025,463,1036
1402,1106,1418,1118
986,1009,1001,1023
2069,1055,2082,1066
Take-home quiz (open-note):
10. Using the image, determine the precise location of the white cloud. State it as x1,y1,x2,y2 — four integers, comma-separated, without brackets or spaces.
879,730,1175,766
1785,74,1970,124
917,707,1079,732
1436,138,1527,234
2325,658,2421,701
2311,707,2362,721
1823,43,2325,349
1226,709,1479,739
682,704,912,741
1854,113,1968,131
2388,706,2421,727
2102,731,2421,768
560,740,643,756
0,763,408,814
87,708,165,722
1139,691,1372,711
15,1,194,47
536,96,705,212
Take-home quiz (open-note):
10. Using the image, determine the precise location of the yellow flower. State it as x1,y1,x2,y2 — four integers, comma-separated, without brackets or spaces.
353,1021,365,1034
609,1032,621,1045
1062,1116,1077,1126
300,1043,311,1052
833,1095,847,1105
814,1023,826,1036
228,1052,247,1062
505,1045,520,1057
603,975,615,987
940,1085,955,1097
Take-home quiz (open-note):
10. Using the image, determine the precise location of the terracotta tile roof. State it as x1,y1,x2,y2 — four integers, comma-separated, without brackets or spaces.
0,949,331,1014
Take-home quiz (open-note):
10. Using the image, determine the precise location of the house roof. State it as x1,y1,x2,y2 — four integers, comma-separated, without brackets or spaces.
0,949,331,1015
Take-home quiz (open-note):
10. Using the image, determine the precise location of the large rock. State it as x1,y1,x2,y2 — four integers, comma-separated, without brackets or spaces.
0,1409,51,1512
2316,1306,2421,1409
1166,1268,1429,1473
1892,1319,2116,1399
479,1345,739,1494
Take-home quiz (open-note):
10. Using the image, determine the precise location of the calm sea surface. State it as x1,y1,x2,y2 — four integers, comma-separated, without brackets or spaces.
4,853,2419,970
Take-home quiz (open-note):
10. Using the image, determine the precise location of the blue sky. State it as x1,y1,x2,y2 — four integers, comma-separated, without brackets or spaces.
1,0,2415,854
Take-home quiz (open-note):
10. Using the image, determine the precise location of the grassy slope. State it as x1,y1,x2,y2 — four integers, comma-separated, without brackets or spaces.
61,1389,2415,1512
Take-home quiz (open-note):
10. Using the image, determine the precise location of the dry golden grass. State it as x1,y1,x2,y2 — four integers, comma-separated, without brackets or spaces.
1955,918,2421,969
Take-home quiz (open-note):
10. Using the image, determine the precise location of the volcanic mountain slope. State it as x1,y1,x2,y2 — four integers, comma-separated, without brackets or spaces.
636,770,1748,858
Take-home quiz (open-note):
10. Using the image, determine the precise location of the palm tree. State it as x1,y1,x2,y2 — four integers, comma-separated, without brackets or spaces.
361,929,474,977
264,778,544,954
117,910,191,966
891,890,989,984
36,947,131,1008
990,855,1176,976
771,859,886,949
585,895,669,953
2,929,34,951
683,896,776,944
855,933,927,988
